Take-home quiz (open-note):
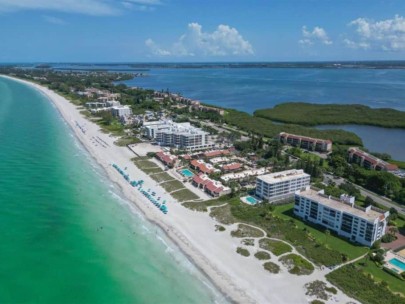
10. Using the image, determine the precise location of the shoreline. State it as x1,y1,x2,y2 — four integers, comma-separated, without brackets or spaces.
1,75,359,304
0,75,250,303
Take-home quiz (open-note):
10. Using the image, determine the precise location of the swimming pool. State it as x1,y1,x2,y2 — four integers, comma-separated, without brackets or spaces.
389,258,405,272
180,169,194,178
246,196,258,205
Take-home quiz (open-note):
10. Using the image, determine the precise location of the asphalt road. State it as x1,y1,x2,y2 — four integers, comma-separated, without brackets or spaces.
323,173,405,216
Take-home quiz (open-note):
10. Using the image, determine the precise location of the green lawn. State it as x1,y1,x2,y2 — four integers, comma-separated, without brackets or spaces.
273,203,369,260
171,189,199,202
160,180,185,192
355,258,405,296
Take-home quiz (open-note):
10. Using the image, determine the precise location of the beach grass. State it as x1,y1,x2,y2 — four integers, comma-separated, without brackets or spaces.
171,189,199,202
231,224,264,238
236,247,250,257
160,180,185,192
182,196,229,212
142,167,163,174
259,239,292,256
326,263,405,304
279,253,314,275
254,251,271,260
210,204,237,225
114,136,141,147
263,261,280,274
132,159,159,170
150,172,175,183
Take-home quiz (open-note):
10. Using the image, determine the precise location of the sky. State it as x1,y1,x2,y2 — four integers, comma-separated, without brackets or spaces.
0,0,405,62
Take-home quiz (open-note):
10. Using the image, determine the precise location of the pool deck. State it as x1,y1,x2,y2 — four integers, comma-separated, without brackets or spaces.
384,251,405,274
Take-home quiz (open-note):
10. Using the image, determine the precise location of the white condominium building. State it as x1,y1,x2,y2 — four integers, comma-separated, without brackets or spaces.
255,169,310,202
294,186,389,247
142,120,214,151
111,105,132,118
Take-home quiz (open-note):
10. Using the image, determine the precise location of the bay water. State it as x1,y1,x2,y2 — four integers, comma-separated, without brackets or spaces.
123,67,405,161
0,77,222,303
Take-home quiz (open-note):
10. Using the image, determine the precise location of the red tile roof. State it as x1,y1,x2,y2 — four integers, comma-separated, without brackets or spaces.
223,163,242,171
156,151,176,165
205,181,223,194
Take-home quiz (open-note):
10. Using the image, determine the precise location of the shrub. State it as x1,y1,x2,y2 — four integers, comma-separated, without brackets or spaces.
254,251,271,260
236,247,250,257
279,254,314,275
263,262,280,274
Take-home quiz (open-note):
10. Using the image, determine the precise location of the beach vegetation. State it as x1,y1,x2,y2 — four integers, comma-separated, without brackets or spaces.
131,158,159,170
236,247,250,257
207,197,368,266
150,172,174,183
263,261,280,274
215,225,226,232
254,251,271,260
170,189,199,202
279,253,314,275
258,239,292,256
241,239,255,246
230,224,264,238
182,197,227,212
255,102,405,129
310,300,325,304
326,263,405,304
114,136,141,146
305,280,337,301
160,180,185,192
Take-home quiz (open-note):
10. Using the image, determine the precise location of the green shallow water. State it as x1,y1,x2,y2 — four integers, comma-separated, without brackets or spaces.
0,77,223,303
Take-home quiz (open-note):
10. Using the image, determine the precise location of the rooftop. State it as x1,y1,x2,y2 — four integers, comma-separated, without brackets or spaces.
257,169,310,184
297,187,388,222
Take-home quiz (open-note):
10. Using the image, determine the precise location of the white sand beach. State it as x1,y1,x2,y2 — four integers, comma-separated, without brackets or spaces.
3,75,358,304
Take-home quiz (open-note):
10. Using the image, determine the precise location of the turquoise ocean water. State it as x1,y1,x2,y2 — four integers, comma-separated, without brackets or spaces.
0,77,222,303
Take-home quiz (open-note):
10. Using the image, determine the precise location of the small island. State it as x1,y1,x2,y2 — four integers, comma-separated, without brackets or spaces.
254,102,405,128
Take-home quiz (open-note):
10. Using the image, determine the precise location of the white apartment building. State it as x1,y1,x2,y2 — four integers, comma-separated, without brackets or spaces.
111,105,132,118
255,169,310,202
142,120,214,151
294,186,389,247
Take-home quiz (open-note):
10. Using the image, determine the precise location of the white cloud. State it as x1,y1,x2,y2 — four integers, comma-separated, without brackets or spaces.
347,15,405,51
0,0,161,15
43,15,66,25
0,0,120,15
145,38,171,56
145,22,254,57
299,26,332,46
343,38,370,50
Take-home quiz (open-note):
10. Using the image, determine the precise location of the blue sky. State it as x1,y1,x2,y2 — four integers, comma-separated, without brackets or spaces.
0,0,405,62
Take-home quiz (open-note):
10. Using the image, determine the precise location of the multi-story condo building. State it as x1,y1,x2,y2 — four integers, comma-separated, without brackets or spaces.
294,186,389,247
255,169,311,202
111,105,132,118
142,120,214,151
279,132,332,152
348,147,398,171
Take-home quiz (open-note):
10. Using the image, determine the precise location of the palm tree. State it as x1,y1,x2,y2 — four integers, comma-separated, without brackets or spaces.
389,226,398,236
